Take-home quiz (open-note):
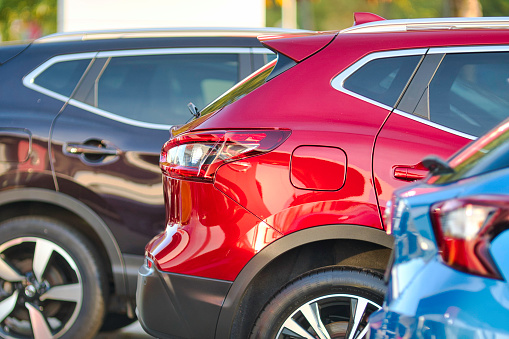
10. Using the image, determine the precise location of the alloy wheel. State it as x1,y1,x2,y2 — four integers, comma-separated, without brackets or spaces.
0,237,83,338
276,293,381,339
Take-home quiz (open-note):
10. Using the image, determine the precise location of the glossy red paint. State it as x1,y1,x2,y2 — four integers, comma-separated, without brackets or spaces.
147,176,282,280
374,112,472,216
150,28,509,280
290,145,347,190
354,12,386,25
140,17,509,339
260,32,337,62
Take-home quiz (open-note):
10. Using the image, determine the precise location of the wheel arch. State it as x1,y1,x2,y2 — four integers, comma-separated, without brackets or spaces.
0,187,127,296
216,224,394,339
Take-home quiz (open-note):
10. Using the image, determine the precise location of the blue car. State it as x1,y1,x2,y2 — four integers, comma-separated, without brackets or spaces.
368,120,509,338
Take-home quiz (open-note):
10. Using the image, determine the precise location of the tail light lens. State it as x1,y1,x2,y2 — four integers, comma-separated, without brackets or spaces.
431,197,509,280
160,129,291,182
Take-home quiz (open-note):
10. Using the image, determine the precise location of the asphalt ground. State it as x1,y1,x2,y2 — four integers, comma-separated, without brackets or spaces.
95,321,152,339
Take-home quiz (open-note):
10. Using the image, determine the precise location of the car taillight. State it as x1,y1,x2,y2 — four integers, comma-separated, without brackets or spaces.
431,197,508,280
160,129,291,182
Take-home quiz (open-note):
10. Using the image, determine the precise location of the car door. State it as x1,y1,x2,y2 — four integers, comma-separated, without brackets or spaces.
24,46,268,264
374,46,509,222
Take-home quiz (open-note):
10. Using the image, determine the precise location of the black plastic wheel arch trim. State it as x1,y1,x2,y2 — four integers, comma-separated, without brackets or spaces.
215,224,394,338
0,187,127,296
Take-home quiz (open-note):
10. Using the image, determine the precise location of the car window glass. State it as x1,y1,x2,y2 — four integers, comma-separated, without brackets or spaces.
33,59,91,97
266,53,277,62
199,60,275,118
343,55,421,107
428,52,509,137
95,53,239,125
429,119,509,185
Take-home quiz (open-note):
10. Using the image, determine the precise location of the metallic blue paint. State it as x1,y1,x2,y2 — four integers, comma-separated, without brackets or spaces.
369,135,509,338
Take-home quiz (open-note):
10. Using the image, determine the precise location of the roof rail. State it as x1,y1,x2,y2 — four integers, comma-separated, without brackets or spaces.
35,27,308,43
342,16,509,34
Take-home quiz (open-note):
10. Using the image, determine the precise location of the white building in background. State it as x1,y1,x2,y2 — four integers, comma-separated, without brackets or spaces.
58,0,267,32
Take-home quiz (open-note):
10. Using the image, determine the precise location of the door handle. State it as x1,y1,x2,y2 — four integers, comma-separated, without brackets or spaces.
393,166,428,181
65,143,120,156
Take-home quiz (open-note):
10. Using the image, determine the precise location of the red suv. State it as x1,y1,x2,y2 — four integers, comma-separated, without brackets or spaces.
137,14,509,339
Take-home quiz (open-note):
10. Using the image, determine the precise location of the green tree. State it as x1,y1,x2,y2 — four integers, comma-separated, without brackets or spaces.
267,0,503,31
0,0,56,41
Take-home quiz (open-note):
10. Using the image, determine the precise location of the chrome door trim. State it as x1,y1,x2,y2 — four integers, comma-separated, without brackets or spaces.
428,45,509,54
330,48,428,111
23,47,266,130
330,47,508,140
23,52,98,103
393,109,477,140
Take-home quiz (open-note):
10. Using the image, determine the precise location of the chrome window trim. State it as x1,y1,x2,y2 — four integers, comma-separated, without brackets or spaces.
36,28,308,43
428,45,509,54
94,47,267,58
23,52,98,103
393,109,477,140
68,99,173,130
24,48,263,130
330,48,428,111
330,48,483,140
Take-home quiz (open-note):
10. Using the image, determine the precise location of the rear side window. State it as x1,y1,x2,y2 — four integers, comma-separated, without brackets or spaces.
95,54,239,125
425,52,509,138
199,59,275,118
33,59,90,97
343,55,421,107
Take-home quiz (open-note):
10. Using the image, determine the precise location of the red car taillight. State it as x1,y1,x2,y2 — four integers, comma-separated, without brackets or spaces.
160,129,291,182
431,197,509,280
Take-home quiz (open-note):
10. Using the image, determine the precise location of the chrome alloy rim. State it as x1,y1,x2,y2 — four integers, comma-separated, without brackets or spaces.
276,294,381,339
0,237,83,338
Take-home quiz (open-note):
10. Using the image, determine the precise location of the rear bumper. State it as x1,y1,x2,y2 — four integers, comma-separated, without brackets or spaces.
136,260,232,339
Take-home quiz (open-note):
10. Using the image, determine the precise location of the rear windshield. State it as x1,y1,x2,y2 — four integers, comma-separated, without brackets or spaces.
198,59,276,117
428,119,509,185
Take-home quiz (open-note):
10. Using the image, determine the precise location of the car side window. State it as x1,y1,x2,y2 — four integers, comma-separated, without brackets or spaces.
343,55,421,107
94,53,239,125
425,52,509,137
33,59,91,97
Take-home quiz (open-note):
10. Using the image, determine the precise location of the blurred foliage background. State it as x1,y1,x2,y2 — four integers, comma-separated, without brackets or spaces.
267,0,509,30
0,0,507,41
0,0,56,41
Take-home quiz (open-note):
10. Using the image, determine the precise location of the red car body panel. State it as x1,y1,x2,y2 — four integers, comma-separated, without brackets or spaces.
374,112,472,213
138,22,509,339
260,32,337,61
149,177,282,281
145,29,509,281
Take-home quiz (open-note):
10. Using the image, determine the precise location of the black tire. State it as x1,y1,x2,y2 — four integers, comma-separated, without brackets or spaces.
0,216,108,339
100,313,137,332
250,267,385,339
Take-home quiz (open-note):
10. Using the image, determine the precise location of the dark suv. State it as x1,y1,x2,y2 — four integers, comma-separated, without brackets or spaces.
0,28,284,339
137,14,509,339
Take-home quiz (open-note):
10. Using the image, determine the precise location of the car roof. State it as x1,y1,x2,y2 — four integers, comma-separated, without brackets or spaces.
35,27,308,44
261,14,509,62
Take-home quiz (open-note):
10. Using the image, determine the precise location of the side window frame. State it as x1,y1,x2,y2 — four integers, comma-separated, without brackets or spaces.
331,48,428,111
23,52,97,103
398,45,509,139
396,53,444,117
24,47,271,130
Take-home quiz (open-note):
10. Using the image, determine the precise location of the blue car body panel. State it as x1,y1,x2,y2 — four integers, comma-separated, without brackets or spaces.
369,167,509,338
